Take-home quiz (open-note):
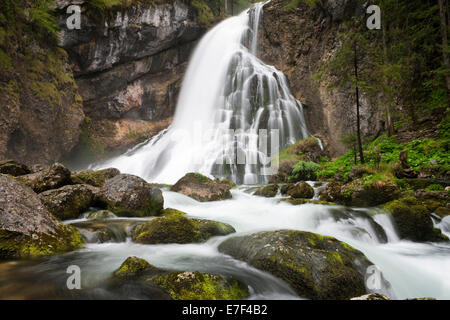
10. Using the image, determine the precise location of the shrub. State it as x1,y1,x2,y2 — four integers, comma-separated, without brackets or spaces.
289,161,321,182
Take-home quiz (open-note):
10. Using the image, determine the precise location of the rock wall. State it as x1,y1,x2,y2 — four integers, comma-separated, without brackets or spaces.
55,0,225,166
258,0,385,156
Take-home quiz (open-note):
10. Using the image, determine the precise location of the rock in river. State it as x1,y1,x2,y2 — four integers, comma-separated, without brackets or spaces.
0,174,83,259
218,230,371,300
171,173,232,202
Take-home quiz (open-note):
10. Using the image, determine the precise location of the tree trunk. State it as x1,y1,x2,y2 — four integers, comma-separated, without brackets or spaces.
382,14,395,136
354,43,365,164
438,0,450,104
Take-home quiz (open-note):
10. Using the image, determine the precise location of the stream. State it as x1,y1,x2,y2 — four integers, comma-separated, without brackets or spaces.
1,185,449,300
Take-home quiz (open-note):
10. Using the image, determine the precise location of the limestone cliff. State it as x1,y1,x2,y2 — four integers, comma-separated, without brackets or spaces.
258,0,385,156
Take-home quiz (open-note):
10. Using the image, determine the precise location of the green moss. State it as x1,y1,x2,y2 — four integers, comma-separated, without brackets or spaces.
383,197,448,241
0,225,83,259
161,208,187,217
152,271,249,300
113,256,157,279
254,184,279,197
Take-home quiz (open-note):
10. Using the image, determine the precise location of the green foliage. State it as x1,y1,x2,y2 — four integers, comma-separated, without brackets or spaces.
285,0,320,10
290,161,320,181
29,0,59,38
425,184,444,192
317,134,450,181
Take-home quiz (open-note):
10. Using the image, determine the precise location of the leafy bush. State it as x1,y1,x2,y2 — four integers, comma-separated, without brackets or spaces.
289,161,320,181
425,184,444,192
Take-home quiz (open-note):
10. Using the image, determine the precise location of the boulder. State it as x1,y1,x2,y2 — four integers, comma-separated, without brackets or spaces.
71,219,139,243
16,163,71,193
0,174,83,259
39,184,99,220
113,256,161,279
149,271,249,300
280,183,296,195
71,168,120,187
287,181,314,199
341,177,400,207
218,230,370,300
0,160,30,177
170,173,232,202
383,197,448,242
269,160,297,183
86,210,116,220
132,215,235,244
320,182,345,203
99,174,164,217
254,184,279,197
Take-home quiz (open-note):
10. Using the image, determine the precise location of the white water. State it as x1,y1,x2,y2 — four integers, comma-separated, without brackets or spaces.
96,3,309,184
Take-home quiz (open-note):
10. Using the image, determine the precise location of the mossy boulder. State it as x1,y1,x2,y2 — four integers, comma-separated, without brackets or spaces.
113,256,161,279
149,271,249,300
341,176,400,207
347,165,376,181
161,208,187,217
171,173,232,202
99,174,164,217
218,230,370,300
279,198,335,206
16,163,71,193
0,174,83,259
71,168,120,187
87,210,116,220
269,160,297,183
383,197,448,242
254,184,279,197
320,182,345,203
280,183,296,195
287,181,314,199
39,184,100,220
0,159,30,177
132,215,235,244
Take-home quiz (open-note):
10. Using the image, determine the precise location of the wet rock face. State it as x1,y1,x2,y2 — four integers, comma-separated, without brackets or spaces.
171,173,233,202
99,174,164,217
258,0,383,156
218,230,370,300
58,1,204,123
0,174,83,259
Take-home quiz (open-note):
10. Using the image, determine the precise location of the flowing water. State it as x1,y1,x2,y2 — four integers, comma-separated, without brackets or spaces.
1,186,449,300
1,4,448,300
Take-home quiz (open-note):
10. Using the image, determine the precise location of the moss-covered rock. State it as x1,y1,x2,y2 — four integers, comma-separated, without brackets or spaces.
113,256,160,279
171,173,232,202
341,175,400,207
218,230,370,300
99,174,164,217
132,215,235,244
383,197,448,242
287,181,314,199
16,163,71,193
280,183,296,195
71,168,120,187
39,184,99,220
320,181,345,203
254,184,279,197
0,159,30,177
161,208,187,217
149,271,249,300
0,174,83,259
86,210,117,220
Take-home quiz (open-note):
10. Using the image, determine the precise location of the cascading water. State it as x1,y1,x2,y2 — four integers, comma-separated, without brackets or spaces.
97,2,310,184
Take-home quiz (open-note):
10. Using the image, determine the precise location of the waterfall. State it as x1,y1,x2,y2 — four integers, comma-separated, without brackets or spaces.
97,3,310,184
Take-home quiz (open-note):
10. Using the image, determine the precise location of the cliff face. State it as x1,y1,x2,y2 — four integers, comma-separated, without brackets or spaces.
0,0,84,166
56,0,222,166
258,0,385,156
